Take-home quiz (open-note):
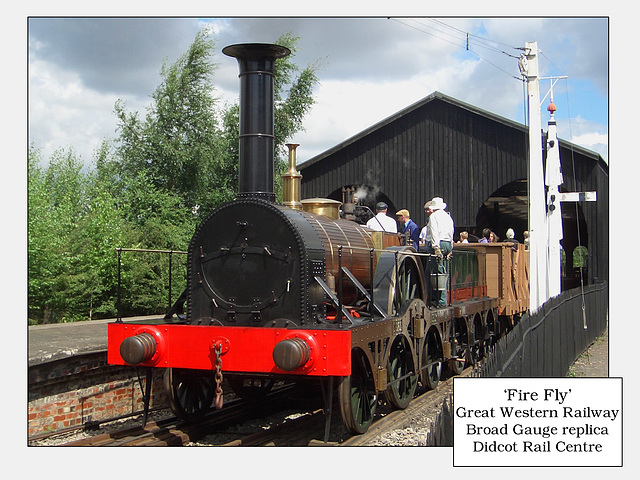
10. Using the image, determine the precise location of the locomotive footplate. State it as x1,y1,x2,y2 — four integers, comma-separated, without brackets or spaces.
452,296,499,318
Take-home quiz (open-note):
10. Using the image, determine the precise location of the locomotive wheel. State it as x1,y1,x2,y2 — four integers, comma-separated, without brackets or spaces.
393,258,419,315
384,335,418,409
164,368,215,422
420,330,442,390
486,310,499,348
338,348,377,434
227,376,275,401
469,316,487,364
448,318,468,375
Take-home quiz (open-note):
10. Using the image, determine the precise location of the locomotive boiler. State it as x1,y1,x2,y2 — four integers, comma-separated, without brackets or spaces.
108,43,529,437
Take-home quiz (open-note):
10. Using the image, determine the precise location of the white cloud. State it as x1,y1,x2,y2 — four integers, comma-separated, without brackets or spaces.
27,17,608,168
294,78,432,162
571,132,608,163
572,132,608,146
555,115,608,163
29,56,150,162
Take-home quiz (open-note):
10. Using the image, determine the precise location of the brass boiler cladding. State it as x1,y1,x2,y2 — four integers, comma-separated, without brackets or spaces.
303,208,377,298
282,144,378,298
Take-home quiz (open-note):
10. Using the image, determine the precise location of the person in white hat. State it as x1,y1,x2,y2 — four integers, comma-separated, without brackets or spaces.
424,197,454,307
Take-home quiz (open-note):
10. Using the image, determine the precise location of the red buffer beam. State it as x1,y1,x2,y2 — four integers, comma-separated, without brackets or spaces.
108,323,352,377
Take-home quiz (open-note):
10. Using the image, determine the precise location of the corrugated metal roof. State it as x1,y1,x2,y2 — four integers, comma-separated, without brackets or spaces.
298,91,603,170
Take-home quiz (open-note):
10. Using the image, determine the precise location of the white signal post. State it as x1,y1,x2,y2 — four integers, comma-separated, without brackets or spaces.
520,41,548,313
545,92,563,298
519,42,596,313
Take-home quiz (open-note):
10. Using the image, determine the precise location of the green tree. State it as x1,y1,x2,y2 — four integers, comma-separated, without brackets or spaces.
273,32,320,153
62,178,128,320
28,146,90,322
28,146,58,322
93,141,194,317
115,29,320,213
115,29,225,214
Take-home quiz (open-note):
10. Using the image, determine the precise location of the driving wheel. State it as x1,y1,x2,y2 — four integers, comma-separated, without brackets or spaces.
338,348,377,434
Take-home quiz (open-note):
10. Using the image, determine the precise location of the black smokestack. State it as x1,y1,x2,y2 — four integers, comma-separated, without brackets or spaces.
223,43,291,202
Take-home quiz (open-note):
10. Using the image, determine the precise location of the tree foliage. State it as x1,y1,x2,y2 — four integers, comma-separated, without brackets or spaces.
28,29,320,324
115,30,225,213
28,146,129,322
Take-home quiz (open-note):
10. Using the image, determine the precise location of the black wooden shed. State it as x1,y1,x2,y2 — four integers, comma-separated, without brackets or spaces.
297,91,608,289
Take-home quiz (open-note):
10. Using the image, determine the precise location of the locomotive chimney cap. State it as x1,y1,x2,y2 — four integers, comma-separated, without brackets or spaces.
222,43,291,61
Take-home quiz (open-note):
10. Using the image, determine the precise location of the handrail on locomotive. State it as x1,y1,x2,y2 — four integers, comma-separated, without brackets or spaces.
114,247,187,323
324,243,454,325
112,242,452,325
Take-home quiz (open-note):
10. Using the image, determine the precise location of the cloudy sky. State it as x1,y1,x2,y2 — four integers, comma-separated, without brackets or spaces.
27,13,609,167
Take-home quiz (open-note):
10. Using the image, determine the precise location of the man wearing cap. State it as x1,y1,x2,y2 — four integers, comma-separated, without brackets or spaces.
419,200,434,246
396,209,420,247
424,197,454,307
366,202,398,233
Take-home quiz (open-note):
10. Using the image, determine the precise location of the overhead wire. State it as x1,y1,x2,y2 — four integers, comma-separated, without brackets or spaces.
389,17,525,82
426,18,522,57
389,17,466,49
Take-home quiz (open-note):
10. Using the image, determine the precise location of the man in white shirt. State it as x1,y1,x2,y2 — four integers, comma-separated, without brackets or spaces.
366,202,398,233
427,197,454,254
423,197,454,307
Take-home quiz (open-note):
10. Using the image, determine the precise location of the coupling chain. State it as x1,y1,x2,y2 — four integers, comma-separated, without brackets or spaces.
214,342,224,409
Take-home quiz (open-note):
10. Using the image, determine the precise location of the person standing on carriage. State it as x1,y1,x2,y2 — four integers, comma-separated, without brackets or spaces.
366,201,398,233
396,209,420,247
424,197,454,307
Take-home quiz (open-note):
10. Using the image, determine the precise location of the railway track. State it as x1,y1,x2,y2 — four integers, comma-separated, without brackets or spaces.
61,384,300,446
56,367,469,446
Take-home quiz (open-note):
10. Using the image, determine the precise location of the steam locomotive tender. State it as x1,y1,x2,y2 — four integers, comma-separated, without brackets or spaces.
107,43,529,436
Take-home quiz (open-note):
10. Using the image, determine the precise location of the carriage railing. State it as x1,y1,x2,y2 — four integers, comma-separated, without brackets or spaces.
115,247,187,323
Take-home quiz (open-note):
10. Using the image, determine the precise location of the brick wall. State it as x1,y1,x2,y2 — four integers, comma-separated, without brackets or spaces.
28,352,167,438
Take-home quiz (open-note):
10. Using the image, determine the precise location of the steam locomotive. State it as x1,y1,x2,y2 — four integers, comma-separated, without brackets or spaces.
107,43,529,436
